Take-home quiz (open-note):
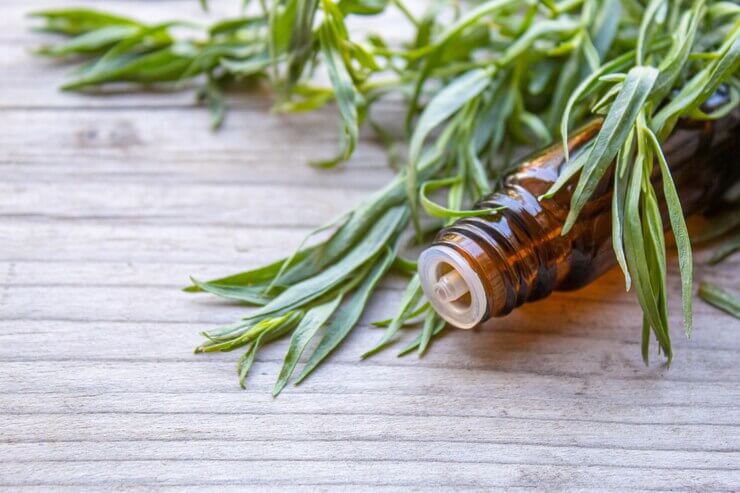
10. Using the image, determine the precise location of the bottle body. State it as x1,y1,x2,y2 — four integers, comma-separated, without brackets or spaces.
420,109,739,327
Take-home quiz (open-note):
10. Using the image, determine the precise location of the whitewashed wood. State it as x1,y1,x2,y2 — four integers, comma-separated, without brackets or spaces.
0,0,738,490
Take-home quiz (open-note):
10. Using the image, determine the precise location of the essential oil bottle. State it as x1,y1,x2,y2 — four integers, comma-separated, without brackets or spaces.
418,99,739,329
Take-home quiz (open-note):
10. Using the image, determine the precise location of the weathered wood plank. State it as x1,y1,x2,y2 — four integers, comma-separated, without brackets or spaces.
0,181,372,227
3,389,739,426
1,459,738,490
2,359,739,406
2,439,737,473
0,107,395,179
2,409,738,451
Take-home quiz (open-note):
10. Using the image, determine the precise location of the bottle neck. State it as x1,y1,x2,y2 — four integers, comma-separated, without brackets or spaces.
426,183,569,320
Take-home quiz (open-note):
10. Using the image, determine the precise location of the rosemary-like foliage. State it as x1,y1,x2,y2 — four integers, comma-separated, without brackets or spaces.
31,0,740,392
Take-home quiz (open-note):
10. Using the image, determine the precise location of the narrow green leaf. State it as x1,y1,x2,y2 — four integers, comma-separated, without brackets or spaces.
362,274,423,358
184,248,316,293
636,0,666,65
221,54,272,77
611,130,634,289
398,318,447,356
541,139,594,200
406,0,517,130
465,142,492,197
30,8,140,35
653,29,740,137
272,154,439,288
338,0,389,16
407,68,490,235
208,16,266,36
418,310,445,355
645,127,693,336
563,66,658,234
272,294,343,396
188,277,273,305
649,0,704,101
419,177,501,219
590,0,621,58
497,18,579,67
698,282,740,318
372,302,428,328
641,314,650,365
238,311,301,388
62,46,194,90
295,247,396,384
622,151,671,360
245,206,407,320
547,44,581,132
473,75,515,155
559,50,634,159
392,255,418,276
197,79,226,130
286,0,319,85
197,311,295,353
313,4,360,167
641,177,672,360
266,212,350,293
408,68,491,167
36,25,140,56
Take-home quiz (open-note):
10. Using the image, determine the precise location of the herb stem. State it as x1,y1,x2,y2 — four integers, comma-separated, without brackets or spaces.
391,0,419,28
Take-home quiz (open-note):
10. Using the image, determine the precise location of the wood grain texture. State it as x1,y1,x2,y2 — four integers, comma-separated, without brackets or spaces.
1,0,738,490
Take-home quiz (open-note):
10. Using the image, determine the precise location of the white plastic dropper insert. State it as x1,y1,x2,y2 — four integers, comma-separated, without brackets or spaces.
418,245,488,329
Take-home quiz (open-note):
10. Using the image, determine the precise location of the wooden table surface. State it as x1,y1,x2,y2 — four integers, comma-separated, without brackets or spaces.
1,1,738,490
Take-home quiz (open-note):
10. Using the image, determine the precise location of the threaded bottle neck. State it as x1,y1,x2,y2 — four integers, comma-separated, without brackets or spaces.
435,183,568,318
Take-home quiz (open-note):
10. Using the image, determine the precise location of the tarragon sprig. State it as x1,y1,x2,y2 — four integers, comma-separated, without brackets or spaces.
31,0,740,391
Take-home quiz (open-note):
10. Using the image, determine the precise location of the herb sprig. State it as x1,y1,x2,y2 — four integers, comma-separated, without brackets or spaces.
32,0,740,391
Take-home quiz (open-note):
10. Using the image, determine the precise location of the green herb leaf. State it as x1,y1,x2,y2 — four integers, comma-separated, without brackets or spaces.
311,0,361,167
272,294,343,396
184,249,316,293
645,127,693,336
30,8,140,35
398,315,446,356
417,310,445,355
420,177,501,219
563,66,658,234
409,68,491,167
653,29,740,137
245,205,407,320
295,246,396,384
559,51,634,159
407,68,491,234
698,282,740,319
35,25,141,56
188,277,273,305
362,273,423,357
611,128,634,289
622,143,671,362
238,311,302,388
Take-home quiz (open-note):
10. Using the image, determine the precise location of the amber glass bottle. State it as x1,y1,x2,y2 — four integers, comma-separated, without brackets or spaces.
418,103,739,329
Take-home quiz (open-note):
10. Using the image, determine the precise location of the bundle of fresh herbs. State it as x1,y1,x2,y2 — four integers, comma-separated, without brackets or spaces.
32,0,739,393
